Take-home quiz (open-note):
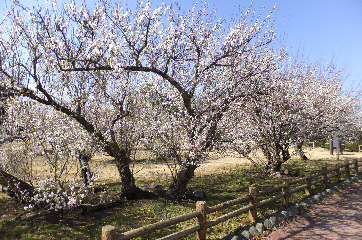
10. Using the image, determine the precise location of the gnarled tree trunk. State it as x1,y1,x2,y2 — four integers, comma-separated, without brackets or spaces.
0,169,34,203
104,143,139,199
272,146,291,172
296,141,308,160
169,163,197,199
262,142,291,172
78,152,92,186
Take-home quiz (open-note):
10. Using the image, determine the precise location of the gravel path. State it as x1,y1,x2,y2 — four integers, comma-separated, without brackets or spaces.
262,180,362,239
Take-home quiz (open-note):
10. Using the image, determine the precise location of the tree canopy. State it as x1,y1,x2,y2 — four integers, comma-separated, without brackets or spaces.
0,0,360,203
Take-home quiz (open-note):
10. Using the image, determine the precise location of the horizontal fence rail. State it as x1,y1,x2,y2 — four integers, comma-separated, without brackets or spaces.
102,159,362,240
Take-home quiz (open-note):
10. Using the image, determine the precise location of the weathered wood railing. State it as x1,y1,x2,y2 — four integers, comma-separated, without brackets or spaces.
102,159,361,240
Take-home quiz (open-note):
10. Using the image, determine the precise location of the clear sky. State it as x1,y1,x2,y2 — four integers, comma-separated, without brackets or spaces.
1,0,361,90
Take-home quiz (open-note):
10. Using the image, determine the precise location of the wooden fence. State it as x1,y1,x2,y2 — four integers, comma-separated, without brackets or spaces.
102,159,361,240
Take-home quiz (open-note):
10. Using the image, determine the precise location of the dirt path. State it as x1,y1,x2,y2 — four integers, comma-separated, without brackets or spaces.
262,180,362,239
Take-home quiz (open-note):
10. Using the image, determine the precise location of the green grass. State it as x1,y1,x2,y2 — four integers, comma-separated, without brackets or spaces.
0,158,353,240
0,220,89,240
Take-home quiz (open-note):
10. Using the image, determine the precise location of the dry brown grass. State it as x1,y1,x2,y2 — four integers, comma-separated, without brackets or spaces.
94,147,362,184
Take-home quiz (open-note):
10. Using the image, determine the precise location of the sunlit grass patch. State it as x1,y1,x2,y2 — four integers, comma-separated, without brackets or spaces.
0,158,350,239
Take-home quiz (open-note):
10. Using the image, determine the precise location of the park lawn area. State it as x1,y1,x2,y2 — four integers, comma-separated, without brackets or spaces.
0,158,346,240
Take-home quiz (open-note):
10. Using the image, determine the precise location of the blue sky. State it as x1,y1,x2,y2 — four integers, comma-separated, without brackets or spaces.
2,0,362,89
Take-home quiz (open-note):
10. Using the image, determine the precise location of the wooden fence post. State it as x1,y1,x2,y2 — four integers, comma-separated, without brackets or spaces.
305,173,312,196
282,180,290,206
354,159,359,174
249,185,258,223
196,201,207,240
102,225,116,240
345,161,350,178
336,164,341,182
322,166,328,188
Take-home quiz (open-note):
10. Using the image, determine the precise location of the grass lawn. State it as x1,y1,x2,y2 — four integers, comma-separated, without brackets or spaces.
0,158,349,240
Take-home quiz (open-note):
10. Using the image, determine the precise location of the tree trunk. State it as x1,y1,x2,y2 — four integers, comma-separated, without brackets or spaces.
262,143,279,171
78,152,92,186
281,147,291,162
272,148,291,172
261,144,272,164
296,141,308,160
116,155,138,199
104,142,139,199
272,160,283,172
0,169,34,203
169,163,197,199
261,142,291,172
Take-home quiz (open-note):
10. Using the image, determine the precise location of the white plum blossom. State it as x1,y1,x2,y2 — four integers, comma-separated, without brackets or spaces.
0,0,360,201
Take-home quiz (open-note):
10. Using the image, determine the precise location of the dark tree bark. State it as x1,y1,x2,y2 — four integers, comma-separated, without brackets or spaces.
78,152,92,186
262,142,291,172
296,141,308,160
103,143,139,199
169,162,197,199
272,146,291,172
0,105,6,125
0,169,34,203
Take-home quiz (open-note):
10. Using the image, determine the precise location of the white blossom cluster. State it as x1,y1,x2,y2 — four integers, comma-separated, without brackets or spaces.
0,98,103,210
25,179,91,211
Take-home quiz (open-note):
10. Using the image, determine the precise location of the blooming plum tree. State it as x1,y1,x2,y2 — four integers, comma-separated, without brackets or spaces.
0,1,151,198
222,57,361,171
0,97,104,208
0,0,283,198
1,0,359,201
